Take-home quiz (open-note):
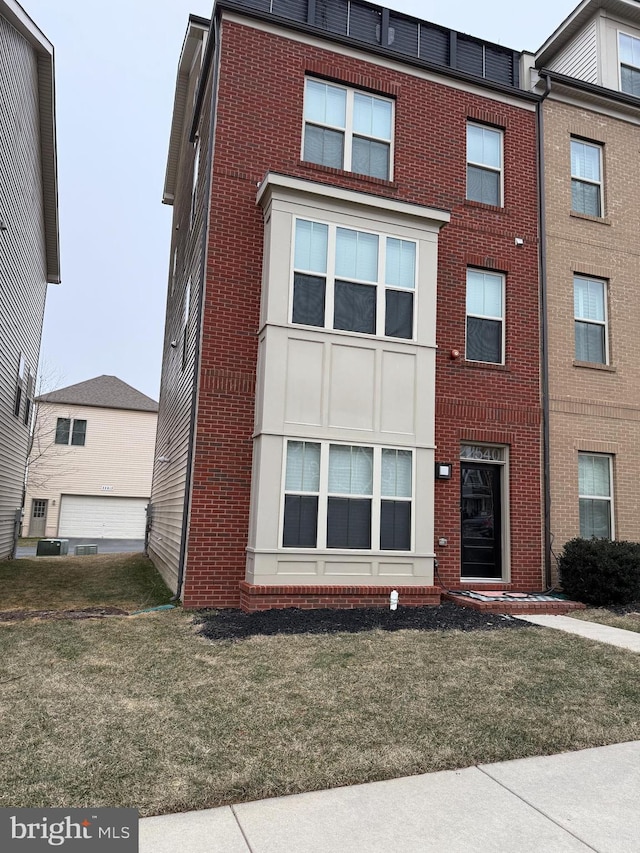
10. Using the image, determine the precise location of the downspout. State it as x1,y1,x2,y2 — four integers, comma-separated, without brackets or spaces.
173,16,221,602
537,71,552,589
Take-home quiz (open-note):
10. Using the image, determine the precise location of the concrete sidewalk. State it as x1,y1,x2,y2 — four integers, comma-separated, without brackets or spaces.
140,740,640,852
518,613,640,652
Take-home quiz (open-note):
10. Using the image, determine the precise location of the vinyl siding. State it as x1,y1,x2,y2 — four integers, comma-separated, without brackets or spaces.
0,14,49,558
548,20,598,84
24,403,156,537
149,32,209,593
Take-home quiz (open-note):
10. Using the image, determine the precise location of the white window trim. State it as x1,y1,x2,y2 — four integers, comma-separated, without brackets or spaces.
465,269,506,366
290,216,418,340
190,140,200,228
578,452,615,539
570,138,603,217
617,30,640,93
573,275,608,365
466,122,504,207
301,78,395,181
280,440,415,552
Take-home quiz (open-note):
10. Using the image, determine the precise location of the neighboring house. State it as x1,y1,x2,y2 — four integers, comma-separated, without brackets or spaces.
532,0,640,571
0,0,59,559
150,0,544,609
24,376,158,539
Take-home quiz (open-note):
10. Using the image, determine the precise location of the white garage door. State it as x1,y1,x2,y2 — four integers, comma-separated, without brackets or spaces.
58,496,148,538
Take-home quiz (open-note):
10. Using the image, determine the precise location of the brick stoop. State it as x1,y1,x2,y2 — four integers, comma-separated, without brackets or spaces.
442,592,586,615
239,582,441,612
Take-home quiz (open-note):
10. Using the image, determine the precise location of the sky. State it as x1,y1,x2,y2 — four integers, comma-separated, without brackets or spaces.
24,0,579,400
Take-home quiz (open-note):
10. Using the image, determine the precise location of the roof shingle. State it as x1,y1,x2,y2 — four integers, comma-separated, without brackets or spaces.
37,375,158,412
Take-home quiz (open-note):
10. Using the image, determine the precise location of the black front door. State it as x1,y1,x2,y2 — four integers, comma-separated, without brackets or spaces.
460,462,502,579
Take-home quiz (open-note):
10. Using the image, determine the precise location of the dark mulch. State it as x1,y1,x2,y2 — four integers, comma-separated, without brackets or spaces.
0,607,128,623
196,602,534,641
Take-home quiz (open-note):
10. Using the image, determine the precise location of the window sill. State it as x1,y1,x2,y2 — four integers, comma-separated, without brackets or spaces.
463,360,509,372
573,360,616,372
570,210,611,226
463,199,505,213
299,160,397,190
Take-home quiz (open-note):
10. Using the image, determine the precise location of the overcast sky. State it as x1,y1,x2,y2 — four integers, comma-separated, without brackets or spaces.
24,0,578,400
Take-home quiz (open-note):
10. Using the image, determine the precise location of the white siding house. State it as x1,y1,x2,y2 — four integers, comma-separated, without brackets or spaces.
24,376,158,540
0,0,59,558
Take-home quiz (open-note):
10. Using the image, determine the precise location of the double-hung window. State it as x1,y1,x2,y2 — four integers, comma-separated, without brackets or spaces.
293,218,416,339
283,441,412,551
574,276,607,364
619,32,640,96
55,418,87,446
13,353,26,418
466,269,504,364
303,79,393,180
578,453,613,539
571,139,602,217
466,123,503,206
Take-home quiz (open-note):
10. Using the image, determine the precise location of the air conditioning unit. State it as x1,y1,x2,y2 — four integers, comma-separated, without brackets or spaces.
75,544,98,555
36,539,69,556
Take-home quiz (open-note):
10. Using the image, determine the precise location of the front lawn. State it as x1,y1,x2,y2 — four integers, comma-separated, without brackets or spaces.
0,611,639,816
568,605,640,634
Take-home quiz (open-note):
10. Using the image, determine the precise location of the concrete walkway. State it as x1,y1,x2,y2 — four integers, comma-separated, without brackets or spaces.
140,740,640,852
518,613,640,652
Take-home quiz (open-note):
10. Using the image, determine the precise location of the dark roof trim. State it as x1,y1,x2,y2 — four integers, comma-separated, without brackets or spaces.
212,0,540,104
539,67,640,111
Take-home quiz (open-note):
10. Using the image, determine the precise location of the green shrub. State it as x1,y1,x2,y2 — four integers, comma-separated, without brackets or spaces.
558,538,640,605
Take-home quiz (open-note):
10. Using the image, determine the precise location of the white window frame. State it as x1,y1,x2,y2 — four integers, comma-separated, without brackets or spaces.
281,440,414,552
466,122,504,207
618,30,640,95
578,452,614,539
465,268,505,365
54,417,87,447
290,216,418,340
573,275,608,365
302,78,394,180
570,138,603,217
190,139,200,228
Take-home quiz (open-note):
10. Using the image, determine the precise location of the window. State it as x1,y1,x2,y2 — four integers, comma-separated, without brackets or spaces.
578,453,613,539
283,441,412,551
13,354,26,418
190,140,199,228
466,269,504,364
292,218,416,339
619,32,640,96
23,370,35,427
571,139,602,217
574,276,607,364
302,79,393,180
55,417,87,446
466,123,503,206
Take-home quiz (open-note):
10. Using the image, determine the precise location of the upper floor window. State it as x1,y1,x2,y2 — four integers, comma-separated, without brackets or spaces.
55,418,87,447
292,218,416,339
571,139,602,217
465,269,504,364
302,79,393,180
466,123,503,206
13,353,26,418
190,140,200,229
619,32,640,96
578,453,613,539
574,276,607,364
283,440,412,551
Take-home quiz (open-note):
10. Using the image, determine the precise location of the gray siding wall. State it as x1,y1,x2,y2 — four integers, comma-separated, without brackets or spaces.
548,20,598,84
149,40,210,592
0,14,48,558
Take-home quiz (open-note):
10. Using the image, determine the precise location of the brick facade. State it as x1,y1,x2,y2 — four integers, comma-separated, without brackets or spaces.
179,16,543,609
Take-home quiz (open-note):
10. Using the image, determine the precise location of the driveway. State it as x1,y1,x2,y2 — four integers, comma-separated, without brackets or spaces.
16,538,145,558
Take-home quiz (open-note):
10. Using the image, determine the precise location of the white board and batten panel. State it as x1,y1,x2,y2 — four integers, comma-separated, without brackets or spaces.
58,496,148,539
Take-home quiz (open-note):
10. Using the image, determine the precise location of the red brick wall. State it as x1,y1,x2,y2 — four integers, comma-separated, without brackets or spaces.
182,19,542,608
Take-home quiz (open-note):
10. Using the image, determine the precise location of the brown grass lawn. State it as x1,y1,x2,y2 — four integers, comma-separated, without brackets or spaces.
568,607,640,634
0,611,639,816
0,553,172,612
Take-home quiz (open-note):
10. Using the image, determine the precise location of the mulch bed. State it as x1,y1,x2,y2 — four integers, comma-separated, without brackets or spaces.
0,607,128,622
196,602,534,641
602,601,640,616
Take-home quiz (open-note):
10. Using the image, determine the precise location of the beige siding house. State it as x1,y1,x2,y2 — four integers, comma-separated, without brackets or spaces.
533,0,640,569
24,376,158,539
0,0,59,558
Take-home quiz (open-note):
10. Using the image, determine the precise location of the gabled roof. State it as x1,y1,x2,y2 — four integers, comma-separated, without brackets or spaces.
37,376,158,412
0,0,60,284
536,0,640,67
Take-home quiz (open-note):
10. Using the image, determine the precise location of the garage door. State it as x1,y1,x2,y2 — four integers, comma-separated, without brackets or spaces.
58,496,148,538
